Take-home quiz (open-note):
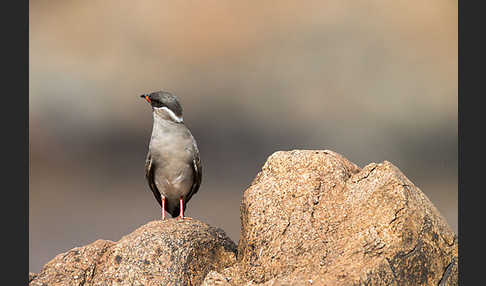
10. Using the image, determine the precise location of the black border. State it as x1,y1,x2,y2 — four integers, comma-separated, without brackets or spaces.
458,0,478,284
3,0,29,284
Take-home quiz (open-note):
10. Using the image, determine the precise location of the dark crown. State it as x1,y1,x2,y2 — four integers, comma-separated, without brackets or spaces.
143,91,183,117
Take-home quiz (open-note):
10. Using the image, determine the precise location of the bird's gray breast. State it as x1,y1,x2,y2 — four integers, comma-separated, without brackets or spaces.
149,118,196,201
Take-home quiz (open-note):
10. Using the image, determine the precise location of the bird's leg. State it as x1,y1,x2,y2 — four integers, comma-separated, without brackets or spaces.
161,196,166,220
178,196,184,219
178,196,192,220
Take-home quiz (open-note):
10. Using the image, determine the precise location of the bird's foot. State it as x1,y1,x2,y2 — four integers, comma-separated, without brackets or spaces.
176,216,192,220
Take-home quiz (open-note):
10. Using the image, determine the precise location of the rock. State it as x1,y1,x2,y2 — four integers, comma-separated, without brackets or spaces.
204,150,458,285
31,149,457,285
201,271,232,286
30,239,115,286
29,272,38,283
30,219,237,286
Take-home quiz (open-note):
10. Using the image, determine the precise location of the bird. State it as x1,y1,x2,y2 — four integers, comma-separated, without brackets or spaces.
140,90,202,220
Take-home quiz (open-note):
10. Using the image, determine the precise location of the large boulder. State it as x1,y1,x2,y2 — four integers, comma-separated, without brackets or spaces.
205,150,457,285
30,150,458,285
30,219,237,286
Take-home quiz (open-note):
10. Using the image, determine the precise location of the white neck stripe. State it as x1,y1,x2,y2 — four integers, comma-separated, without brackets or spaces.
154,106,184,123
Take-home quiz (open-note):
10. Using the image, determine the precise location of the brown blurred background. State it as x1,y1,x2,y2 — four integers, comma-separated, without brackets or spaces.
29,0,457,273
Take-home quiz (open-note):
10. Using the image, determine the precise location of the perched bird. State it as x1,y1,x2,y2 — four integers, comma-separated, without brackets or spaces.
140,91,202,220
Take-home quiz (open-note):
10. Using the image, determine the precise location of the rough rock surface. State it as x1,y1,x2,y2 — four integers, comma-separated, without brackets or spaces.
30,219,237,286
31,149,457,285
30,239,115,286
204,150,458,285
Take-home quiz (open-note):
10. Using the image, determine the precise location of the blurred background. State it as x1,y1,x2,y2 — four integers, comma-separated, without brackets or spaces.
29,0,457,273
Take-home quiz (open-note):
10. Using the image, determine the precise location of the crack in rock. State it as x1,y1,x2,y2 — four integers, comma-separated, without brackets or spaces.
355,165,377,183
438,257,457,286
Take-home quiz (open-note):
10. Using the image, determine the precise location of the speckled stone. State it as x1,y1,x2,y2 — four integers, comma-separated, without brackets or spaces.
31,149,458,286
30,239,115,286
30,219,237,286
204,150,458,286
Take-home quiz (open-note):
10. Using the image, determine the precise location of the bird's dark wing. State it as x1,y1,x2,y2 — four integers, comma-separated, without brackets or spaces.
145,151,162,206
185,142,202,204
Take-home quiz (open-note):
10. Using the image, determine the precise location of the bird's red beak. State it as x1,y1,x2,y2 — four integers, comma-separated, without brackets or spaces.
140,94,151,104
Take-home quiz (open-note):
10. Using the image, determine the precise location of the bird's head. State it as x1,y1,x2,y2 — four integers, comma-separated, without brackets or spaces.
140,91,184,123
